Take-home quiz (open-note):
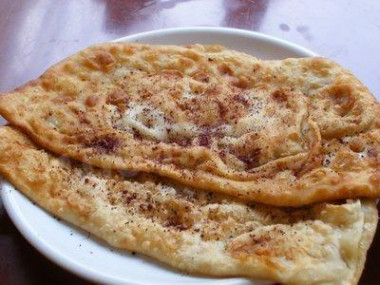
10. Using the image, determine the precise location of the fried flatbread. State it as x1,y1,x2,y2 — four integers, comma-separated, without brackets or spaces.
0,126,377,284
0,43,379,206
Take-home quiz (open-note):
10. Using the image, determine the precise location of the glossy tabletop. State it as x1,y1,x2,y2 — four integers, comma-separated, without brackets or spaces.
0,1,379,284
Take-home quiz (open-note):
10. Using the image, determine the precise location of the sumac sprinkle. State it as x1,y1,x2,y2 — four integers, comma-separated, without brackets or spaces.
199,134,211,147
216,101,228,118
233,94,249,107
239,148,262,169
173,137,191,147
85,134,120,153
125,193,137,204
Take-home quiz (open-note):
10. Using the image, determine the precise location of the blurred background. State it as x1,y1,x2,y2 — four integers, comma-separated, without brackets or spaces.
0,1,379,284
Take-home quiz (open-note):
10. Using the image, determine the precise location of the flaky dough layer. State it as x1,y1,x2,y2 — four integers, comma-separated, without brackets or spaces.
0,126,377,284
0,43,379,206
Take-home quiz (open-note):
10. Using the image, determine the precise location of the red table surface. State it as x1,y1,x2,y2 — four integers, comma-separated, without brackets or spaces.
0,1,379,284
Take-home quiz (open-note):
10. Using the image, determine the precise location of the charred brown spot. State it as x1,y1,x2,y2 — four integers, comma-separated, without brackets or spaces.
272,89,289,104
107,90,129,113
41,73,59,91
231,76,249,89
348,138,365,152
328,84,355,116
84,51,116,70
95,52,116,67
218,63,234,76
205,85,222,96
107,90,129,105
85,95,99,107
191,71,209,83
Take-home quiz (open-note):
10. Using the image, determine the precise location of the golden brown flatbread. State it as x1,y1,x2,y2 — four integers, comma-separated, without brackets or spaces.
0,43,379,206
0,126,377,284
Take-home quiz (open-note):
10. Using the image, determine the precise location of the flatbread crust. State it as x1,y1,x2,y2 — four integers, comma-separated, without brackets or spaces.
0,126,377,284
0,43,379,206
351,200,378,284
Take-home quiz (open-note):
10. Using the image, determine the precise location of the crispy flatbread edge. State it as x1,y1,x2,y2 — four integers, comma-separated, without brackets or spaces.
0,126,378,284
0,111,379,208
0,46,379,207
1,176,377,284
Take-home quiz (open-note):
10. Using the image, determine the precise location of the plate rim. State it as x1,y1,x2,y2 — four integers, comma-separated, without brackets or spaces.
0,26,317,284
112,26,318,57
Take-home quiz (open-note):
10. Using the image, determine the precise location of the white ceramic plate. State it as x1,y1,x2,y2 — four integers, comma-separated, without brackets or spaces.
1,27,317,284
